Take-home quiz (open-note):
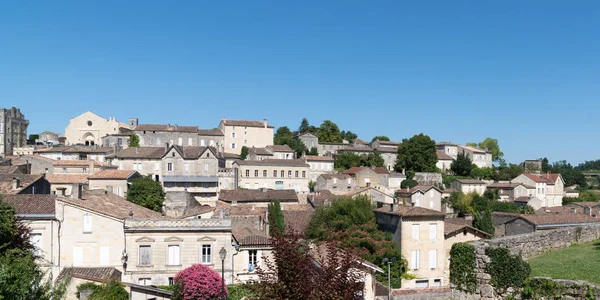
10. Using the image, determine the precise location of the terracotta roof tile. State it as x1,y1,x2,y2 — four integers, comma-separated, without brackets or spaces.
219,189,298,203
222,119,274,128
520,211,600,226
111,147,166,159
343,167,368,175
232,228,271,246
197,129,224,136
436,151,454,160
59,267,121,282
59,190,162,220
46,174,89,184
134,124,199,133
308,190,343,207
303,155,334,162
88,170,138,180
376,140,401,146
249,147,273,156
0,174,45,195
455,179,486,184
374,204,445,217
267,145,294,152
1,194,56,215
53,160,110,167
319,173,353,180
374,167,389,175
522,173,557,184
234,159,308,167
0,166,21,174
459,145,489,154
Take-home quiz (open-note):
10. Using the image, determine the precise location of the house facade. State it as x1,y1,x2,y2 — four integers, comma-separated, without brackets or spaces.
0,107,29,157
458,145,493,168
315,173,357,194
436,151,453,173
511,173,564,207
64,111,126,146
233,159,310,193
303,155,334,181
219,118,274,155
451,179,487,195
487,182,535,201
88,170,142,197
397,185,443,212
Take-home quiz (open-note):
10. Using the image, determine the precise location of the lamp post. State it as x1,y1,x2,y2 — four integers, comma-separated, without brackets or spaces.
219,247,227,300
382,257,396,300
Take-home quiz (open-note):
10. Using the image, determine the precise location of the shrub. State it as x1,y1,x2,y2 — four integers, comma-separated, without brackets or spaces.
486,247,530,292
76,280,128,300
449,243,477,293
173,264,226,300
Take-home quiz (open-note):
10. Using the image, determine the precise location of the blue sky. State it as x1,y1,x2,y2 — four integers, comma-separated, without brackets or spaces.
1,1,599,164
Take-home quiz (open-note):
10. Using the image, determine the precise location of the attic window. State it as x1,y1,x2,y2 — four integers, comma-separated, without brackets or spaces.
206,153,210,157
172,152,175,157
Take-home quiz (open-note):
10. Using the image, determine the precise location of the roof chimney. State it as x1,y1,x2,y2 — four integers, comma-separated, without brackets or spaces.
12,177,20,190
89,160,95,175
263,119,268,128
165,142,169,153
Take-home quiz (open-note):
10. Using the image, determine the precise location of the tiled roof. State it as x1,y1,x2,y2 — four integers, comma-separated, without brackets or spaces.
455,179,486,185
197,128,224,136
282,206,314,233
338,147,375,153
88,170,138,180
389,172,406,178
249,147,273,156
343,167,368,175
570,201,600,208
0,174,45,195
134,124,199,133
53,160,109,167
267,145,294,152
46,174,89,184
376,140,401,146
0,166,21,174
488,182,535,189
232,228,271,246
179,203,215,218
222,152,240,159
459,145,489,154
444,218,492,238
436,151,454,160
354,138,367,145
513,196,533,203
309,190,343,207
234,159,308,167
111,147,166,159
519,212,600,226
374,204,445,217
221,119,274,128
397,185,441,196
541,172,561,184
319,173,353,180
443,188,457,194
173,146,217,159
58,190,162,220
373,147,398,153
36,146,113,154
58,267,121,282
304,155,334,162
522,173,557,184
213,202,265,217
374,167,389,175
2,194,56,215
219,189,298,203
6,155,56,164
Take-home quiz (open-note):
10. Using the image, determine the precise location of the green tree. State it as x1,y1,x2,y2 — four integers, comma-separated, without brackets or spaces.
451,153,474,177
128,133,140,147
274,126,307,158
268,199,285,236
127,176,165,212
541,157,550,172
340,130,358,143
448,191,474,216
308,181,317,193
298,118,317,134
465,142,478,147
334,152,362,171
394,133,438,173
316,120,342,143
371,136,390,143
472,210,494,236
28,134,40,144
477,138,504,164
308,147,319,156
361,152,385,168
76,279,129,300
470,166,494,180
240,146,249,160
496,164,523,181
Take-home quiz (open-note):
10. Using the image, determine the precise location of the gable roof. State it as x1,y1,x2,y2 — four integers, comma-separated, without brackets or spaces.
134,124,199,133
309,190,344,207
0,165,22,174
46,174,89,184
171,145,217,160
58,190,162,220
319,173,353,180
249,147,273,156
454,179,486,185
53,160,110,167
343,167,374,175
219,189,298,203
375,140,401,146
521,173,560,185
436,151,454,160
444,218,492,238
267,145,294,152
112,147,166,159
374,167,389,175
221,119,274,128
232,228,271,246
304,155,334,162
1,194,56,216
197,128,224,136
514,211,600,226
0,174,45,195
354,138,367,145
283,208,315,233
58,267,121,283
487,182,535,189
233,159,308,167
459,145,489,154
88,170,139,180
397,185,442,196
374,204,445,217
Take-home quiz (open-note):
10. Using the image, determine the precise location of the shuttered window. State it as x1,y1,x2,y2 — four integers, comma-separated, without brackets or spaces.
411,250,420,270
201,245,212,264
429,250,437,269
429,224,437,241
412,224,420,241
83,214,92,233
139,245,152,266
168,245,180,266
100,247,110,266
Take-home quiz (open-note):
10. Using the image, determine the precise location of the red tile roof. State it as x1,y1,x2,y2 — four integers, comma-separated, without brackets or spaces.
134,124,199,133
343,167,368,175
0,174,45,195
436,151,454,160
219,189,299,203
46,174,89,184
1,194,56,215
232,228,271,246
319,173,353,180
58,190,162,219
267,145,294,152
221,119,274,128
88,170,139,180
522,173,560,185
304,155,334,162
197,128,224,136
53,160,110,167
374,167,389,175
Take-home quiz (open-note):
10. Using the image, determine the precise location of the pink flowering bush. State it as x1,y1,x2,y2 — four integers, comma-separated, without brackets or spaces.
173,264,227,300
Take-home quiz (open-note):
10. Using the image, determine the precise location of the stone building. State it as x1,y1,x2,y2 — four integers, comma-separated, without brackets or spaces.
64,111,127,146
511,172,564,207
315,173,358,194
247,145,295,161
88,170,142,197
219,118,274,155
303,155,334,181
396,185,443,212
37,131,60,144
0,107,29,157
233,159,310,193
35,145,114,162
0,174,50,195
451,179,487,195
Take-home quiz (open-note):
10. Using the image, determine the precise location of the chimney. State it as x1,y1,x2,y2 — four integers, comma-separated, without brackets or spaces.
221,117,226,124
128,118,138,129
231,200,237,207
12,177,20,190
263,119,268,128
89,160,95,175
165,142,169,153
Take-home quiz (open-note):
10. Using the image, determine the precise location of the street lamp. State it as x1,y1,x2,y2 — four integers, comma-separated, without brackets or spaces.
219,247,227,300
382,257,396,300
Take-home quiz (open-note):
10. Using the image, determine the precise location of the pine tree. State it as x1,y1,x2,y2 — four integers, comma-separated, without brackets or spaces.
268,199,285,236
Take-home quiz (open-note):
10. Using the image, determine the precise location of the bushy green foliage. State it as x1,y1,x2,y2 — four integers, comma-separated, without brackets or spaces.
470,166,495,180
240,146,249,160
371,136,390,143
550,160,587,187
307,195,408,288
448,191,474,215
472,210,494,236
317,120,343,143
486,247,530,292
127,175,165,212
450,190,531,215
340,130,357,143
308,180,316,193
274,126,307,158
400,179,418,189
226,284,255,300
563,190,600,205
128,133,140,147
267,199,285,236
334,152,385,171
449,243,477,293
308,147,318,155
76,280,129,300
496,164,524,181
451,153,474,176
394,133,438,173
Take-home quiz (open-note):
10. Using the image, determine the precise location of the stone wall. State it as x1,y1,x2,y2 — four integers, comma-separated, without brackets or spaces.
451,224,600,299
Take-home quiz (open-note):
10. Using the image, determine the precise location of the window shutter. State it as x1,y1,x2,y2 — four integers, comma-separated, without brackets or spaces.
429,250,437,269
416,250,420,270
83,215,92,233
429,224,437,241
73,247,83,266
100,247,110,266
412,224,420,241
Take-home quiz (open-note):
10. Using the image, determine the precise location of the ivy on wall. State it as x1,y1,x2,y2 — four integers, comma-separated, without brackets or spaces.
522,278,597,300
449,243,477,293
486,247,530,292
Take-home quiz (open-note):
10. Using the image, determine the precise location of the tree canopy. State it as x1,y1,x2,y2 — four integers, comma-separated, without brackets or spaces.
394,133,438,174
340,130,357,143
274,126,307,158
240,146,249,160
317,120,343,143
478,138,504,164
371,136,390,143
268,199,285,236
334,152,384,171
127,176,165,212
128,133,140,147
173,264,226,300
451,153,474,177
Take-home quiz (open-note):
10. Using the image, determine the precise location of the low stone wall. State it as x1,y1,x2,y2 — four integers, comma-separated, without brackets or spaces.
451,224,600,299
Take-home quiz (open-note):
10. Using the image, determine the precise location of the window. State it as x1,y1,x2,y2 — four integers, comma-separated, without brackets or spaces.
209,140,215,147
172,152,175,157
302,171,306,178
201,139,206,146
273,170,277,177
415,280,429,288
333,178,337,184
429,224,437,241
116,186,122,197
232,132,236,138
188,137,193,146
178,137,183,146
411,250,420,270
82,168,87,174
83,214,92,233
295,171,299,178
231,143,236,149
280,170,284,177
63,168,67,174
184,163,189,172
429,199,433,208
168,277,175,285
255,170,259,177
429,250,437,269
168,245,180,266
73,247,83,266
139,245,152,266
100,247,110,266
288,170,292,177
204,163,209,172
155,162,160,171
138,278,152,286
201,245,212,264
30,233,42,254
168,163,173,172
263,170,267,177
432,279,442,287
412,224,420,241
207,152,210,157
249,250,258,271
245,170,250,177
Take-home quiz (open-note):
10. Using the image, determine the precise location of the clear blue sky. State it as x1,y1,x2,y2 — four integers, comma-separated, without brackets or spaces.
1,1,599,165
